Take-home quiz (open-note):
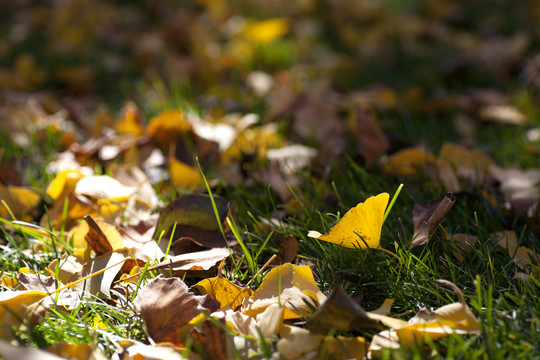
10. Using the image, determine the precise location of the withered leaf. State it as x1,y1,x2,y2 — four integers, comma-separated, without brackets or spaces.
84,215,113,255
271,233,298,265
133,277,200,345
149,247,230,272
410,193,456,249
306,285,382,333
190,318,228,360
152,194,229,240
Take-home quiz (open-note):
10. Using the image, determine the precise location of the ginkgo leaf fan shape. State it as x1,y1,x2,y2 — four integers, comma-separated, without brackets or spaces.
308,193,389,248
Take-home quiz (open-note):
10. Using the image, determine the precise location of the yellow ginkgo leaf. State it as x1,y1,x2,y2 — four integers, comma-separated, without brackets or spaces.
308,193,389,249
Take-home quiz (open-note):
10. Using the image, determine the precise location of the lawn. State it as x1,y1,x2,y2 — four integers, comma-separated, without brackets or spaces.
1,1,539,359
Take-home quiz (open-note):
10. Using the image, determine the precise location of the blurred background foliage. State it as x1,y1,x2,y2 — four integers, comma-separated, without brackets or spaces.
2,0,540,104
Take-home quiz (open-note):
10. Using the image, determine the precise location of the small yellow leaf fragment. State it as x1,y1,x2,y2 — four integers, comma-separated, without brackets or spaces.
0,184,40,219
0,290,48,337
242,263,326,319
168,155,202,189
194,275,252,310
147,109,191,146
308,193,389,248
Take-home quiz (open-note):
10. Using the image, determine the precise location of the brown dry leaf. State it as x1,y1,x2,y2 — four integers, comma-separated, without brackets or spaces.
306,285,383,333
84,215,115,255
242,263,326,320
0,183,40,220
194,273,252,310
0,290,48,337
437,142,494,192
190,318,228,360
133,277,200,345
66,217,123,261
381,147,437,177
271,234,298,265
350,106,390,167
150,247,230,272
410,193,456,249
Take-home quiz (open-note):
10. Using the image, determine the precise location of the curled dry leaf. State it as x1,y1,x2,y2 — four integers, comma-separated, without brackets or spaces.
133,277,200,345
410,193,456,249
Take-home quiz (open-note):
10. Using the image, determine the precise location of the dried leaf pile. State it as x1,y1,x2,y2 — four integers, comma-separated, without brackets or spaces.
1,0,540,359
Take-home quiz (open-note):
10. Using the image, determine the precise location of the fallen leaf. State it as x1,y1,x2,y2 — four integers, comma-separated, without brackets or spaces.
242,263,326,319
350,106,390,167
133,277,200,345
437,142,494,192
0,183,40,220
307,285,383,333
276,325,324,359
115,102,145,137
150,247,230,272
271,233,298,265
152,194,229,239
381,147,437,177
190,318,228,360
194,272,252,310
324,335,367,360
0,290,48,337
169,153,203,189
308,193,389,249
410,193,456,249
147,109,191,147
84,215,115,255
255,303,284,338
